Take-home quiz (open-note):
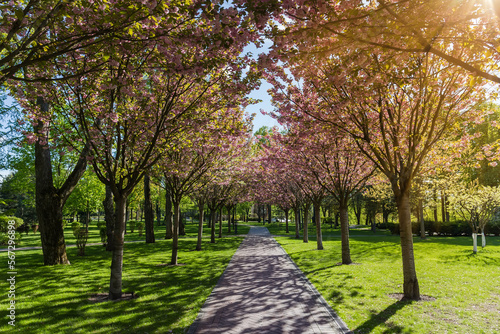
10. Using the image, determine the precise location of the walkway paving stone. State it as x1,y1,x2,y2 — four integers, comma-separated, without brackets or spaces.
188,226,351,334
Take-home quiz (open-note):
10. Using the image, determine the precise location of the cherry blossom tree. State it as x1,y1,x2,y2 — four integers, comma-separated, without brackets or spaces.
9,1,267,299
160,107,252,265
0,0,166,83
265,82,375,260
267,0,500,83
263,44,483,299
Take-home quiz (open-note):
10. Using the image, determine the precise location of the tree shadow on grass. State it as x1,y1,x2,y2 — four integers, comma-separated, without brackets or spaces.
5,237,245,334
439,249,500,266
353,299,413,334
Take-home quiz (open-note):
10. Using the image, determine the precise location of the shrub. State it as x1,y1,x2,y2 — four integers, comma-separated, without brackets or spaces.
0,217,24,246
99,227,107,246
385,223,399,235
76,229,88,256
136,221,145,237
0,216,24,233
71,222,81,238
97,220,106,229
485,219,500,236
128,220,136,233
321,217,334,225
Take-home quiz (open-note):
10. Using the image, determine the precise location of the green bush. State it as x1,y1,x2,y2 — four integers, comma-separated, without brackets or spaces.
99,227,107,245
0,217,24,246
128,220,136,233
71,222,81,237
76,229,88,256
136,221,145,237
0,232,22,246
322,217,334,225
0,233,8,245
386,220,474,236
485,219,500,236
97,220,106,229
0,216,24,233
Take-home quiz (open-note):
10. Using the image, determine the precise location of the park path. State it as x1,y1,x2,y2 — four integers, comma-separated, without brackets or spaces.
188,226,351,334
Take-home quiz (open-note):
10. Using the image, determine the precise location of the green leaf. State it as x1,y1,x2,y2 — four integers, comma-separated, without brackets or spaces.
15,9,24,20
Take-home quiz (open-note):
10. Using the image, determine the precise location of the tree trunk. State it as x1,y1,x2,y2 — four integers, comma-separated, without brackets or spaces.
419,198,425,239
86,199,90,232
144,175,155,243
210,209,216,243
156,201,161,226
299,208,302,229
179,211,185,236
353,195,362,225
218,208,222,238
294,207,300,239
257,204,261,223
171,200,180,265
314,203,323,250
267,204,272,224
232,206,236,232
396,190,420,300
481,229,486,248
441,191,446,224
227,206,232,233
303,203,310,243
339,204,351,264
103,185,115,251
472,232,478,254
109,194,127,300
196,199,205,251
165,188,173,239
34,100,88,265
433,190,438,233
37,192,69,265
285,209,289,234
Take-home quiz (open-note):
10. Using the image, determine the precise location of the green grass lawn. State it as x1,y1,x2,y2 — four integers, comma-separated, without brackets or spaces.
275,234,500,334
9,220,250,249
253,220,392,237
1,235,246,334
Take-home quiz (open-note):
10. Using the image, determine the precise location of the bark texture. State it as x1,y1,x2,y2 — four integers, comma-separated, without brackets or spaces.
144,175,155,243
285,209,289,234
164,188,173,239
339,205,351,264
396,190,420,300
210,209,216,243
171,201,180,265
314,203,323,250
34,99,89,265
103,184,115,251
109,194,127,300
303,203,310,243
294,207,300,239
196,199,205,251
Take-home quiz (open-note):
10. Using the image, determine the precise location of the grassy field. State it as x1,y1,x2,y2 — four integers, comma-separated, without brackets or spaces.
7,220,250,249
253,220,392,237
275,234,500,334
1,234,246,334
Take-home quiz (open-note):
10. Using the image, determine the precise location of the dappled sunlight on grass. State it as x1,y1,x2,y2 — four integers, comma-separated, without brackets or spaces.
275,235,500,334
8,221,250,249
0,236,245,334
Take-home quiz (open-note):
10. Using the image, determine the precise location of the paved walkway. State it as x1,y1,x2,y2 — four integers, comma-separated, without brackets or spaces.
188,226,351,334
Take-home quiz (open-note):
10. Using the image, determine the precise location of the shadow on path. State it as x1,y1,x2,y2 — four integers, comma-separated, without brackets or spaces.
188,226,351,334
